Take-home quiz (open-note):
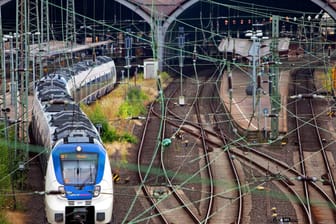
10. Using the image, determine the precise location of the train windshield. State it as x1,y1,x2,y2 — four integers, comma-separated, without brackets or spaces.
60,153,98,186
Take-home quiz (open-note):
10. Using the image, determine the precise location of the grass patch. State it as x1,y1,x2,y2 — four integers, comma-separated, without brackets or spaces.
315,67,333,93
0,124,16,223
118,87,148,119
0,213,10,224
81,103,137,143
82,71,172,145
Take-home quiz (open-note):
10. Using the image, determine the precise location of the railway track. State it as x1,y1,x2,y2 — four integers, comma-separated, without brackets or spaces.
292,68,336,223
160,71,242,223
160,85,203,223
145,71,228,223
167,102,336,222
154,74,336,223
193,76,214,223
135,68,336,223
134,99,168,223
209,78,243,224
135,79,204,223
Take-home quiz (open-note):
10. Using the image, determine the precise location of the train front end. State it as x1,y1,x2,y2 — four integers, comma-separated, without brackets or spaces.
45,141,113,224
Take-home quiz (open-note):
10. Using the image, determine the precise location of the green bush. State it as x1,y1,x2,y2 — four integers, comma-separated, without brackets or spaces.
0,126,12,223
159,71,170,82
83,105,117,142
101,126,118,142
325,67,333,92
0,212,10,224
82,103,137,144
120,132,137,143
118,87,148,119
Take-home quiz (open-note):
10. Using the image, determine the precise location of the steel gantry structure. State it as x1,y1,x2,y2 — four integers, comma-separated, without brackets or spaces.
1,0,336,68
0,0,77,171
0,0,336,164
115,0,336,70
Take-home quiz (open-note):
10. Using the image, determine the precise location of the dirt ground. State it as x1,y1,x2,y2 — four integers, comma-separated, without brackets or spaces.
5,211,26,224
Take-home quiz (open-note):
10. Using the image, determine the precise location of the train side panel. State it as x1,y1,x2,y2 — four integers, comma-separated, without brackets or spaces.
30,56,115,224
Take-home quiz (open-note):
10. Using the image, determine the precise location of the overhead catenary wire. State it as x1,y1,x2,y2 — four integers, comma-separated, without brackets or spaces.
1,0,336,222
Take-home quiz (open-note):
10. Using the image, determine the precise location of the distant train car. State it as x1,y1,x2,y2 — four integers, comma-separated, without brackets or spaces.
320,13,336,41
52,55,117,104
31,57,115,223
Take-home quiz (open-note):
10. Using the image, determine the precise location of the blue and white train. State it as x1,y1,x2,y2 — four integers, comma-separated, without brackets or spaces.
31,56,116,223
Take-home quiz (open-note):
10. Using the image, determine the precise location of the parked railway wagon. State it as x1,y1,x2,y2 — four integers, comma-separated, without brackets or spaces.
30,57,115,224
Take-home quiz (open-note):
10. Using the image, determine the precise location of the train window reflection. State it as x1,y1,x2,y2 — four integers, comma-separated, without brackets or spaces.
60,153,98,185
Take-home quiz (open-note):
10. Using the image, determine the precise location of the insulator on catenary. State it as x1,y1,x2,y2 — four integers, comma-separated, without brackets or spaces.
257,75,261,89
193,51,197,61
228,75,232,90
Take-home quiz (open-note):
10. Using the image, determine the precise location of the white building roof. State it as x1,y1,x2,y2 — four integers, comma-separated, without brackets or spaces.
218,37,290,60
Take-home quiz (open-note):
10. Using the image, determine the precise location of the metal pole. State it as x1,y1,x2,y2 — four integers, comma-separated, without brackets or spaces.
2,37,8,140
127,53,130,84
125,29,132,87
228,61,233,113
38,32,42,82
14,32,19,163
264,114,267,139
178,27,185,105
121,70,126,99
270,15,280,140
180,48,183,95
134,67,137,87
121,70,125,80
32,34,35,91
252,37,257,112
1,46,8,140
8,34,15,106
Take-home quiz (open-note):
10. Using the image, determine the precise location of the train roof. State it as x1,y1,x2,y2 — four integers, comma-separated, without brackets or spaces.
33,56,114,145
37,80,66,91
54,122,99,142
54,56,113,78
38,88,72,102
45,103,80,113
96,56,112,63
48,105,100,142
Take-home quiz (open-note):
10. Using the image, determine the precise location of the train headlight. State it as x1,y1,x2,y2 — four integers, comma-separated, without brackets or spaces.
76,146,82,152
58,186,66,197
93,185,101,197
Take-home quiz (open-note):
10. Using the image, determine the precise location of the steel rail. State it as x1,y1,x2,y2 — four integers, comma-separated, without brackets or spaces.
210,90,243,224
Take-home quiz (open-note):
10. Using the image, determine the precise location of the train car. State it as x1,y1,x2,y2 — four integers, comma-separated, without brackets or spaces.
320,12,336,41
53,55,117,104
31,58,114,223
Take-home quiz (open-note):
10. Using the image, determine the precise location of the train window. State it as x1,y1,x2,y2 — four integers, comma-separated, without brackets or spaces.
60,153,98,186
102,74,107,82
